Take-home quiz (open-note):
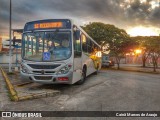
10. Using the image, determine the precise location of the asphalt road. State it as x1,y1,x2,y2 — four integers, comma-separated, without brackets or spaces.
1,70,160,120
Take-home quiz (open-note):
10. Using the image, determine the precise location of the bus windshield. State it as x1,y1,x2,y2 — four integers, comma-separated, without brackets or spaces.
22,31,72,61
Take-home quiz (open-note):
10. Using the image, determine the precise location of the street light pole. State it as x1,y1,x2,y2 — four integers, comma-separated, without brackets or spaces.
9,0,12,72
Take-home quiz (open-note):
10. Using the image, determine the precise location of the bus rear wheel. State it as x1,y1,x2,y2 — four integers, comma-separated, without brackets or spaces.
76,68,86,85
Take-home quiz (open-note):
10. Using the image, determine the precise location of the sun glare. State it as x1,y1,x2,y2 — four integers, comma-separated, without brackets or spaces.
127,26,159,36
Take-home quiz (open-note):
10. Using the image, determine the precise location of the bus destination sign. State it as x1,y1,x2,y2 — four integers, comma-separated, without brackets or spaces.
24,19,71,31
34,22,63,29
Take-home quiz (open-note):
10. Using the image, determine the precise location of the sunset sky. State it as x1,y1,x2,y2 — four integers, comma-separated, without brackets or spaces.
0,0,160,39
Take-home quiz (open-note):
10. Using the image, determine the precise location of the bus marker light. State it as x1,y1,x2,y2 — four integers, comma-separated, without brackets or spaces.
96,51,102,58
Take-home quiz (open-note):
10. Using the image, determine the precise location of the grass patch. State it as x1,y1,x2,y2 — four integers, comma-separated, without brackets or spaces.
7,92,15,101
7,72,15,75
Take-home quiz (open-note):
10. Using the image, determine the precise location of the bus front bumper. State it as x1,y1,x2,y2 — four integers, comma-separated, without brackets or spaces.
20,71,73,84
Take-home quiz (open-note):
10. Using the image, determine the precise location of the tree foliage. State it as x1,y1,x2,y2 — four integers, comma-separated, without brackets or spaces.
82,22,160,71
133,36,160,71
132,36,150,67
82,22,132,69
147,36,160,72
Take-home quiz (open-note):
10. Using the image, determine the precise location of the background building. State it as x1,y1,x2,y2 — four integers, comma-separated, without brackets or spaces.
0,36,2,52
0,29,22,64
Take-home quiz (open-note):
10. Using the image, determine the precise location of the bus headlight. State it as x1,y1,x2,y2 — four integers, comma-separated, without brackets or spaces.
21,64,30,73
57,64,72,74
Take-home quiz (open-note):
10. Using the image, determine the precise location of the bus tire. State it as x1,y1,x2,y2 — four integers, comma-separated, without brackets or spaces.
94,70,98,75
76,67,86,85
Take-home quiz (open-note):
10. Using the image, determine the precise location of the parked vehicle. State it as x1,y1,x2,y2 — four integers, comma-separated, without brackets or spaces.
102,54,115,67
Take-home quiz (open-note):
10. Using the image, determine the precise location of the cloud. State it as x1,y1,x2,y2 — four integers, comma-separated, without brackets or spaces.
149,7,160,25
0,0,160,37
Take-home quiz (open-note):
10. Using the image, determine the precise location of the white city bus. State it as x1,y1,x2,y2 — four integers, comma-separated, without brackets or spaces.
21,19,102,84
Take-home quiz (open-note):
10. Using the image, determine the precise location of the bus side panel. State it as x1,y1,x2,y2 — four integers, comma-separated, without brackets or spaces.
72,58,82,84
82,53,96,77
72,69,82,84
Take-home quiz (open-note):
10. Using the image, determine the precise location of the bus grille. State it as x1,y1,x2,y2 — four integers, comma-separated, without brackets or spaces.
32,71,55,74
28,64,60,69
34,76,53,80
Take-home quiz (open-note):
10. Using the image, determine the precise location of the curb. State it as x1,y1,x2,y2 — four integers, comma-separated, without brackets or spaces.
0,67,60,102
0,67,19,101
18,91,60,101
106,67,160,74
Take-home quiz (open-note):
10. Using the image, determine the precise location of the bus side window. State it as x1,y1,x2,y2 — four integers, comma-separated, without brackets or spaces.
87,38,91,54
82,34,87,53
86,37,94,54
74,31,82,58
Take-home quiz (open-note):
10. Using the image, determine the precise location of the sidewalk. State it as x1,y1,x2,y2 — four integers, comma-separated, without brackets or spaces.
107,64,160,74
0,67,60,101
0,67,11,109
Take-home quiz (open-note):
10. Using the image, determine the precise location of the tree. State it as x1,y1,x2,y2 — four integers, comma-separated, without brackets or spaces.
132,36,160,71
81,22,109,46
148,36,160,72
82,22,131,69
132,36,151,67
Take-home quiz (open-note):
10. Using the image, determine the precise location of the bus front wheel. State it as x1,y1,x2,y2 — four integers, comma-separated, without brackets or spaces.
76,67,86,85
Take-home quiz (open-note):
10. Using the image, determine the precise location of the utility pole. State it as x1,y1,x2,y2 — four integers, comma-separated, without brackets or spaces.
9,0,12,72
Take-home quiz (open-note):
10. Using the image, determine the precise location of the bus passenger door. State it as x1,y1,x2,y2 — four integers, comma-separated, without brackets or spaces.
72,30,82,83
